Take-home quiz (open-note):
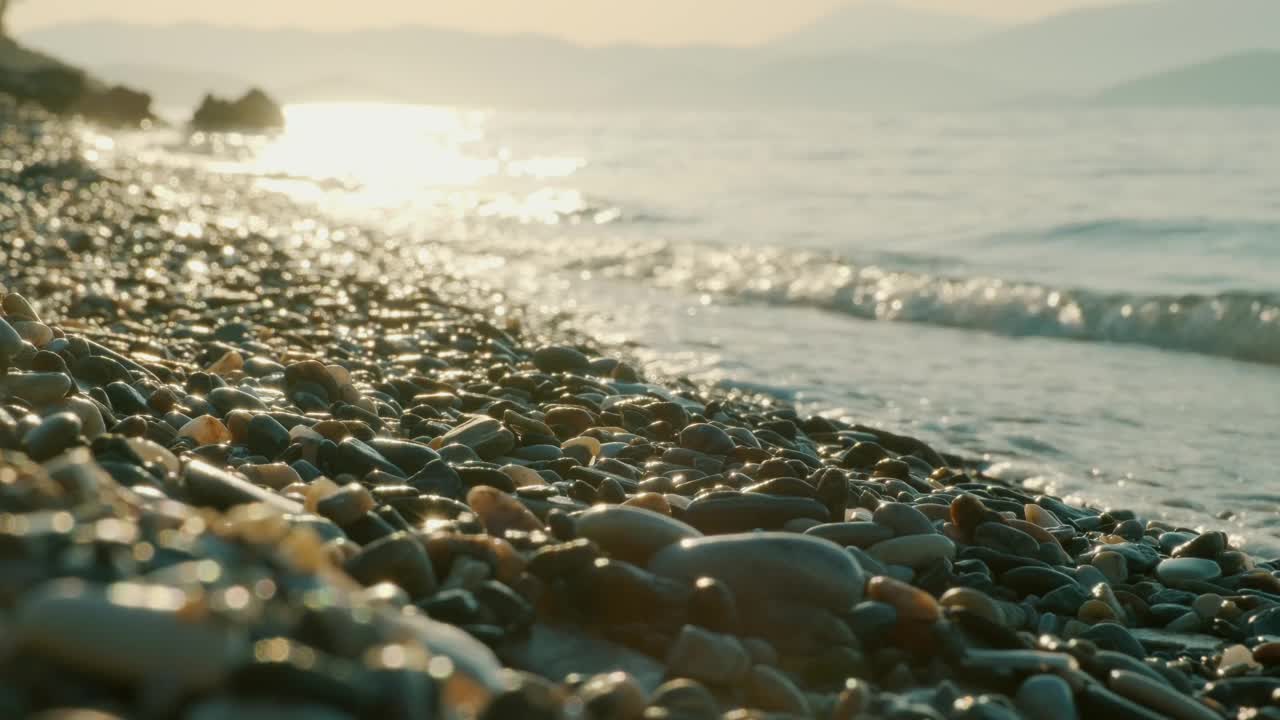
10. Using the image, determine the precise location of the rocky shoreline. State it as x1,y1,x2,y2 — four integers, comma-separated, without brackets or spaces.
2,99,1279,720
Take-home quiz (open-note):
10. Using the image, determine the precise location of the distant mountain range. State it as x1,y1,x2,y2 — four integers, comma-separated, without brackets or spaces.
928,0,1280,94
773,1,999,54
1097,50,1280,106
17,0,1280,111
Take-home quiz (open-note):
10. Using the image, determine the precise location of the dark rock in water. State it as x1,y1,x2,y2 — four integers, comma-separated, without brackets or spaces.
76,85,154,127
531,346,590,374
190,88,285,132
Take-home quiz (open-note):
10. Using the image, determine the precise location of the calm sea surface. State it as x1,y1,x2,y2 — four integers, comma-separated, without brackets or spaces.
117,104,1280,551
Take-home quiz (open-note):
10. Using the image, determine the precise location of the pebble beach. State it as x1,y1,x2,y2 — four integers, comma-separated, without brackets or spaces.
4,99,1280,720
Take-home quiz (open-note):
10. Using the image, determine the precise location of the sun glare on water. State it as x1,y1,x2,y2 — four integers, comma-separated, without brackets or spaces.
246,102,588,222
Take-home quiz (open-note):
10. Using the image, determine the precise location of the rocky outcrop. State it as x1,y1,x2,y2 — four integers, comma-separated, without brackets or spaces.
0,63,85,113
76,84,155,127
0,37,153,126
190,88,284,132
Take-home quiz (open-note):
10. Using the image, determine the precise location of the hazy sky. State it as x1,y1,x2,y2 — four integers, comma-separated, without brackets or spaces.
12,0,1130,45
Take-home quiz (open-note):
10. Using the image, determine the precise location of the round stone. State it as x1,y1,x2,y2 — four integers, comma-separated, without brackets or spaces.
866,576,939,623
805,522,894,548
1092,551,1128,584
648,532,865,611
872,502,936,537
2,372,72,405
179,415,233,446
866,534,956,570
22,412,83,461
1155,558,1223,587
17,579,248,692
467,486,544,536
678,423,735,456
940,587,1004,625
1016,674,1077,720
531,346,590,374
574,504,702,565
664,624,750,686
1108,670,1221,720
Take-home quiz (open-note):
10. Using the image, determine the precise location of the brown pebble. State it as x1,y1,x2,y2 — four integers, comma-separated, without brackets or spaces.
940,587,1004,625
623,492,671,515
950,494,997,537
178,416,232,446
1253,641,1280,665
867,576,940,623
1006,518,1059,545
240,463,303,491
206,350,244,375
467,486,544,536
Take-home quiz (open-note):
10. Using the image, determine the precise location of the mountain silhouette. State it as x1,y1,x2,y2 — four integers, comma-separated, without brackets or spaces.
937,0,1280,93
19,1,1280,110
772,0,998,54
1097,50,1280,106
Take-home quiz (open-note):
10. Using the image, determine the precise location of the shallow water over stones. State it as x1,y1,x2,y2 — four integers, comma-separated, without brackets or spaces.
1,101,1279,719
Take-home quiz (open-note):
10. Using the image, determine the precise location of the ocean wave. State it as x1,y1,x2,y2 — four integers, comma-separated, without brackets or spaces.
551,241,1280,366
976,217,1280,248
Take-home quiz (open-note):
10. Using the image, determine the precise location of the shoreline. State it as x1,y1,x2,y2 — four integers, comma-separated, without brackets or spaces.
1,100,1276,720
